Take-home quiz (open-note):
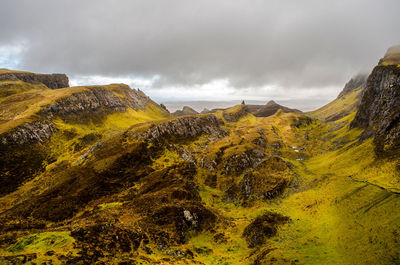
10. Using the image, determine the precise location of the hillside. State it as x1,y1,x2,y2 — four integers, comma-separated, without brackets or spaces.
308,74,367,121
0,46,400,265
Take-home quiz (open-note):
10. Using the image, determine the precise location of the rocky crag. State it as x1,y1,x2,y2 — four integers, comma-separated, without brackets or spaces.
0,69,69,89
351,46,400,155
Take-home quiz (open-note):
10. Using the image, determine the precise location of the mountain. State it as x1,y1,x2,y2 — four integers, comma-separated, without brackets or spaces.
308,74,367,121
1,47,400,265
247,100,302,117
201,101,300,118
0,71,170,195
351,46,400,156
172,106,199,116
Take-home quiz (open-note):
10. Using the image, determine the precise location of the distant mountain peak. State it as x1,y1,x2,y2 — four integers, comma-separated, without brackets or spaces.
266,100,278,106
172,106,199,116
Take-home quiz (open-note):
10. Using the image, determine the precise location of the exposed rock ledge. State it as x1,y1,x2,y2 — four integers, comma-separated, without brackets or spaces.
1,120,56,146
137,115,227,143
0,72,69,89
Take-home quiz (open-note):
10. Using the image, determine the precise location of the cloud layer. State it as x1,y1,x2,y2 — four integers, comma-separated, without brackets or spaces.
1,0,400,103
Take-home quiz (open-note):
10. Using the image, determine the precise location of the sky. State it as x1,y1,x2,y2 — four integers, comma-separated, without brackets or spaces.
1,0,399,110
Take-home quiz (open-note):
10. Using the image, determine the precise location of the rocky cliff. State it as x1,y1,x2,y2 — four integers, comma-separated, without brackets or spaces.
351,47,400,155
0,69,69,89
136,114,226,143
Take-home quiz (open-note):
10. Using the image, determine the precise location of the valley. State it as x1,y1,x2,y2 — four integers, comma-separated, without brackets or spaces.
0,47,399,264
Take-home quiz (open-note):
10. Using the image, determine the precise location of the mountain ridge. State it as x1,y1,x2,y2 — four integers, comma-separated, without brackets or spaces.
0,47,400,264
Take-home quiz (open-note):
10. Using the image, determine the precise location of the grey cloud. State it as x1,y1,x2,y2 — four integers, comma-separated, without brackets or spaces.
0,0,400,92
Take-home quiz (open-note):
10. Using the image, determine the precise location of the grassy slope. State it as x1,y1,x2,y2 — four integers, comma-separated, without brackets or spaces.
0,83,170,212
308,87,363,121
179,110,400,264
265,113,400,264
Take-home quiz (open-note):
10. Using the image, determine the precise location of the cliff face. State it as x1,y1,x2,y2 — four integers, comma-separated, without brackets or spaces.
0,70,69,89
39,86,128,122
136,115,226,143
351,48,400,154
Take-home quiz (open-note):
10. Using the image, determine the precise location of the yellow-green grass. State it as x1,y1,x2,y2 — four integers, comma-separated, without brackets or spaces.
308,87,362,121
0,69,35,74
6,232,73,254
0,85,87,134
0,231,76,265
0,80,50,100
98,201,123,210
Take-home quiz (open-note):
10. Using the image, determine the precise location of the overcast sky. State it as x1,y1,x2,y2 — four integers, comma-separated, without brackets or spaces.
1,0,399,109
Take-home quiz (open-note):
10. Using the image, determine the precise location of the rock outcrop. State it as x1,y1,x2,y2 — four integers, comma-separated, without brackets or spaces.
0,120,56,146
351,47,400,155
136,115,226,144
39,86,127,121
0,70,69,89
222,104,248,122
242,212,289,248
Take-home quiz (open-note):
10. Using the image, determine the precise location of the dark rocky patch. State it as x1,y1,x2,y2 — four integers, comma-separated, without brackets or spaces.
136,114,226,144
351,64,400,156
69,224,144,264
242,212,289,248
0,140,52,196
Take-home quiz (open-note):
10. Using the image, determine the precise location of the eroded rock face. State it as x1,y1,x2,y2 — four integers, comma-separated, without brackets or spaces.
223,156,292,205
114,86,156,111
0,72,69,89
223,105,248,122
137,115,226,143
351,64,400,154
223,149,264,176
0,120,56,146
39,86,127,121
